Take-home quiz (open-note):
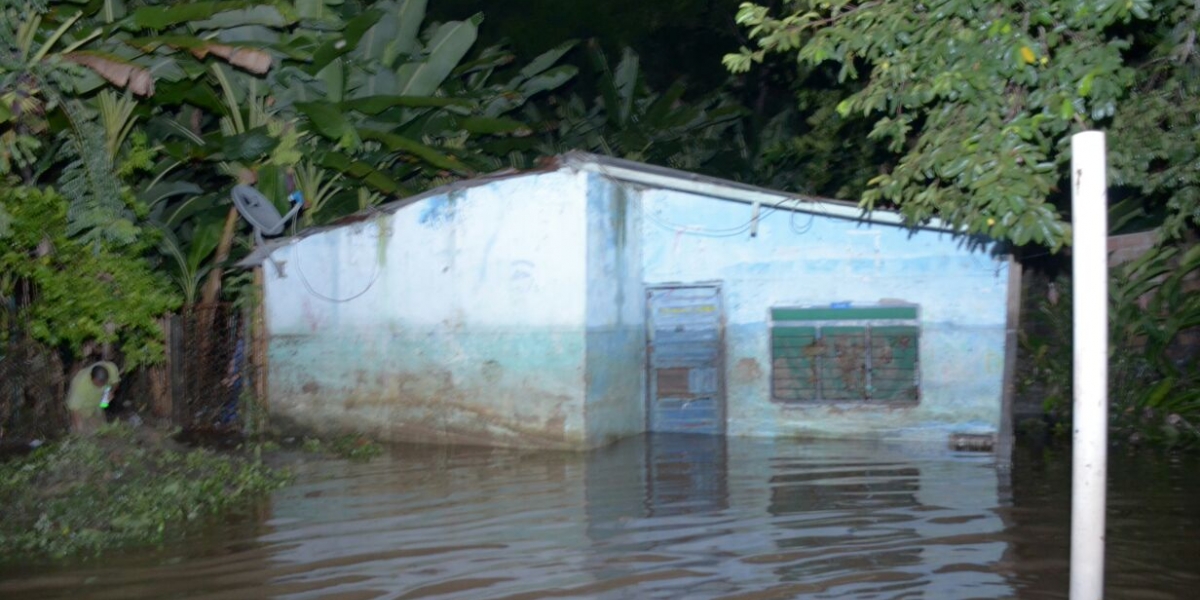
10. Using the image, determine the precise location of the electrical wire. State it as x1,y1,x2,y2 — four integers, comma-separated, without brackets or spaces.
584,159,845,241
281,165,838,301
290,227,383,303
643,205,778,237
642,193,821,238
789,199,818,234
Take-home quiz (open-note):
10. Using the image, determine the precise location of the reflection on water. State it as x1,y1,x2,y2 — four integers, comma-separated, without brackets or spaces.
2,435,1198,599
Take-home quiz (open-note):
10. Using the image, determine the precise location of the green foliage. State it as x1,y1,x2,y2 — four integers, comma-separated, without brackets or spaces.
0,186,179,366
726,0,1200,250
0,423,288,561
2,0,766,366
1108,243,1200,447
300,433,384,461
506,44,744,176
715,76,884,198
0,201,10,237
1023,242,1200,449
57,98,140,246
1018,279,1074,434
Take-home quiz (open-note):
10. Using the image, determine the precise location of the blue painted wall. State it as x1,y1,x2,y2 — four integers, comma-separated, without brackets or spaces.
631,184,1009,442
584,176,646,447
261,163,1011,449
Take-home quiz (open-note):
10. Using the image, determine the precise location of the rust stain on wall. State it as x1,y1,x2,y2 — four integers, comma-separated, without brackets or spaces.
732,358,763,383
278,368,580,449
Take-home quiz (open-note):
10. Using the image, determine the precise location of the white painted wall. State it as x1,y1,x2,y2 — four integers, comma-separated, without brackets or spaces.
262,171,595,448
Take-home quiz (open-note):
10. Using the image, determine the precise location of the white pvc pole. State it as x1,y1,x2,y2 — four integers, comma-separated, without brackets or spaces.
1069,130,1109,600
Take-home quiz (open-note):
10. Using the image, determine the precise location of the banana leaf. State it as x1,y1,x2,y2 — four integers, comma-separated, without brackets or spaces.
152,80,225,111
308,9,384,73
294,101,360,149
132,1,289,30
341,94,472,114
452,116,530,136
519,65,577,98
587,41,623,128
394,14,482,97
517,40,578,81
128,35,273,75
63,51,155,96
295,0,337,20
612,48,641,124
186,217,225,274
216,127,279,161
358,128,470,174
348,65,400,97
356,0,426,66
193,5,293,30
389,0,426,59
453,47,516,77
317,57,346,103
318,151,405,195
138,181,204,208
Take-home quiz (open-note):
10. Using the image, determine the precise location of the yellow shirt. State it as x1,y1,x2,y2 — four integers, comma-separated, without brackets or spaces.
65,361,121,415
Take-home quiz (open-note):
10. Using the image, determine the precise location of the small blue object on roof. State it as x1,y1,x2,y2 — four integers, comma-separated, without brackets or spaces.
231,184,303,248
830,301,852,309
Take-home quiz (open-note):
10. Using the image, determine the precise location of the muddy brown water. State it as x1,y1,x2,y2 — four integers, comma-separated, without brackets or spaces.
1,435,1197,599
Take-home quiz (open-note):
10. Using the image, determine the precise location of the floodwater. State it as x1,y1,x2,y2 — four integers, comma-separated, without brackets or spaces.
2,435,1198,599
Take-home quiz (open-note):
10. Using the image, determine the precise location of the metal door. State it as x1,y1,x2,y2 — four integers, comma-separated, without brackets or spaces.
646,285,724,434
646,433,729,516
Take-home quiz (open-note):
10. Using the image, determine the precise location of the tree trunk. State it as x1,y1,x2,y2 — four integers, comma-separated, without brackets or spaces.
199,206,240,306
193,207,240,403
149,316,173,420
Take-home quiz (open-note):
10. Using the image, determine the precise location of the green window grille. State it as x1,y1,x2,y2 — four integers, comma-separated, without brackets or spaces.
771,306,920,403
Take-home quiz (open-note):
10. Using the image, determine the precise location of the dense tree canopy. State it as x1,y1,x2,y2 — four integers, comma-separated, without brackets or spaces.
0,0,746,365
6,0,1200,368
725,0,1200,249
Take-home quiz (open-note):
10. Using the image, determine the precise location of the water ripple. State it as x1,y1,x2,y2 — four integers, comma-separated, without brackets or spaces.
2,436,1198,599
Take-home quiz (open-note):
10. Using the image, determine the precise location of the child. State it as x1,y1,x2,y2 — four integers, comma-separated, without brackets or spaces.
66,362,120,435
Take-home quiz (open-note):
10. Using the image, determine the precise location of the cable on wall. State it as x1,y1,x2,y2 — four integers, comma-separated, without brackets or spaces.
289,227,384,303
591,162,829,239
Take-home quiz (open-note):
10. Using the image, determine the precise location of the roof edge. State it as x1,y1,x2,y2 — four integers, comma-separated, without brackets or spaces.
558,151,959,233
237,151,971,267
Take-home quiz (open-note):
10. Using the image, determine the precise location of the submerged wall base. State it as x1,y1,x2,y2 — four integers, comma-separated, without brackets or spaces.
268,328,592,450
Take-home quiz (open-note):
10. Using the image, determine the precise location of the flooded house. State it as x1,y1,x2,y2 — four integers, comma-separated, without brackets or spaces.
245,152,1019,450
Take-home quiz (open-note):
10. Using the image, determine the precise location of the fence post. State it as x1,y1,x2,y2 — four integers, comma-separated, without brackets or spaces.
998,257,1023,469
169,314,186,427
252,267,269,417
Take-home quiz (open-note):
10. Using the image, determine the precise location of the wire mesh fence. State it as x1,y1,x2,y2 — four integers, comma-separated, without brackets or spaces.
1,301,252,443
1,294,68,442
0,332,69,442
171,304,249,433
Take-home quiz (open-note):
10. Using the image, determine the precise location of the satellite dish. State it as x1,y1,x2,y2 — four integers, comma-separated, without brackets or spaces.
231,184,302,247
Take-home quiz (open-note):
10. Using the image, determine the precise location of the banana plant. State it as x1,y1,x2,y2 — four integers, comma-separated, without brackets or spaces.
514,44,745,174
293,159,345,226
0,0,287,249
157,225,218,306
1108,241,1200,447
268,1,579,217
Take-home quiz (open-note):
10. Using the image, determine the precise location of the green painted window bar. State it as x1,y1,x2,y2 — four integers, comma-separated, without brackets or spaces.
771,305,920,403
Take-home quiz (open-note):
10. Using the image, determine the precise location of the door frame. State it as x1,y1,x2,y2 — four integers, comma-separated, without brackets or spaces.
644,282,727,435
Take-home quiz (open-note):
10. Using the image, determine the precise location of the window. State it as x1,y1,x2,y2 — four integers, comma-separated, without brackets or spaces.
771,305,919,402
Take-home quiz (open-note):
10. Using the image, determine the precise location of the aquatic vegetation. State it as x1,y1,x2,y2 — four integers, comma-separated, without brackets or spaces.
0,423,288,562
300,433,384,461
